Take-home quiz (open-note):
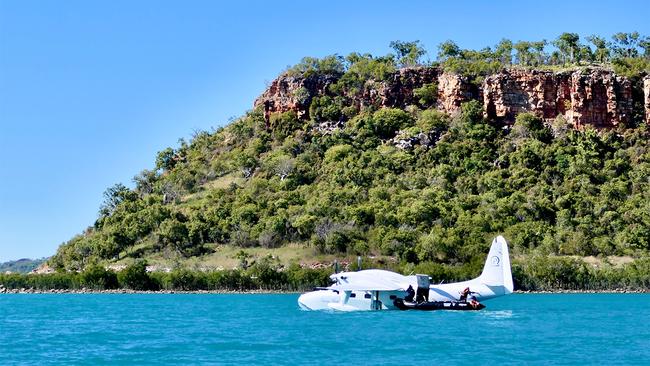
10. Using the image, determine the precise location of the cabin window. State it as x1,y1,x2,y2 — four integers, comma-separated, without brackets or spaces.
349,293,356,298
389,295,397,300
364,294,372,299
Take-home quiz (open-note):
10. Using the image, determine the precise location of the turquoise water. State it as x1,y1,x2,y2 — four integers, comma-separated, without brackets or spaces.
1,293,648,365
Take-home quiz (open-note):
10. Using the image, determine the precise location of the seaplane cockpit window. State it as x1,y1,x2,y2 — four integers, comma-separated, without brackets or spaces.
349,293,356,298
364,294,372,299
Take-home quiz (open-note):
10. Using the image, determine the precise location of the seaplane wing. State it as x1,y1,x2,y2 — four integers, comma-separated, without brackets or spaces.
331,283,403,291
329,269,409,291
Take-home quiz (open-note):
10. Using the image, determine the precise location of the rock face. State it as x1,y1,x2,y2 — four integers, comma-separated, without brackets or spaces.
437,72,478,115
254,72,340,123
483,68,633,128
255,66,647,129
645,76,650,125
31,263,54,274
361,67,439,109
254,67,445,120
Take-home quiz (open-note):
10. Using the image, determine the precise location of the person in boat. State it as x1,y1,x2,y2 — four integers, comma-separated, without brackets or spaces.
404,285,415,302
469,295,480,309
459,287,477,301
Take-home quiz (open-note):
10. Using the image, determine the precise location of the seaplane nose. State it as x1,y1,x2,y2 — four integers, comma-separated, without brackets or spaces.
298,291,327,310
297,293,311,310
298,290,338,311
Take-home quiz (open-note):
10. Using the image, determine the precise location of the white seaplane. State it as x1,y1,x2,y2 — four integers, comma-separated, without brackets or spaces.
298,236,513,311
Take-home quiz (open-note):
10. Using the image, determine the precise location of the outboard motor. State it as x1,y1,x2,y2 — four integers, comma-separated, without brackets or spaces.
415,274,430,303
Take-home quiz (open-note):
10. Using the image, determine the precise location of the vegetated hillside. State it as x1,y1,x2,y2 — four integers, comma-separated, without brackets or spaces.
51,33,650,288
0,258,46,273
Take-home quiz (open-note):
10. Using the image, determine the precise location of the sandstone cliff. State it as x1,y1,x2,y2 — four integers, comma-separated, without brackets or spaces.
483,68,634,128
256,66,649,130
254,72,340,124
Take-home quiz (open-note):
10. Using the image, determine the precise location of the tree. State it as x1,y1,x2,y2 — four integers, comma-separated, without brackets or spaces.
611,32,641,58
390,40,427,68
514,41,533,66
530,40,548,66
578,45,594,63
286,55,345,77
494,39,513,64
437,40,461,61
370,108,414,139
274,156,295,181
118,260,156,290
309,96,342,121
236,250,251,269
155,147,177,171
553,33,581,64
640,36,650,59
98,183,137,218
587,35,610,63
413,83,438,107
269,111,301,140
133,169,159,196
80,264,118,290
159,213,204,257
417,110,450,131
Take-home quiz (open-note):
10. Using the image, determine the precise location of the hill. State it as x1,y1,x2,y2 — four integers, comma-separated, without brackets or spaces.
48,33,650,290
0,258,46,274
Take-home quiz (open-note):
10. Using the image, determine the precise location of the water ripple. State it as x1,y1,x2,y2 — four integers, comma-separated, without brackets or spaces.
1,293,649,365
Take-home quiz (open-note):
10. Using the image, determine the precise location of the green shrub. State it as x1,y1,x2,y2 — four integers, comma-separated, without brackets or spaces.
370,108,415,139
417,109,450,132
413,83,438,107
118,261,158,290
80,265,118,290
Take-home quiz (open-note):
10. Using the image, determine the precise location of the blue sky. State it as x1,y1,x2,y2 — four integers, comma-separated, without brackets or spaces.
0,0,648,262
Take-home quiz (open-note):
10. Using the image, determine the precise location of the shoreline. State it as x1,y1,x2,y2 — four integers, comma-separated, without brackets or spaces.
0,288,647,295
0,288,300,295
513,289,649,294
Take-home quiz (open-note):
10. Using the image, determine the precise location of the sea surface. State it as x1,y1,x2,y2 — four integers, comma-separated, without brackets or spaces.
0,293,648,365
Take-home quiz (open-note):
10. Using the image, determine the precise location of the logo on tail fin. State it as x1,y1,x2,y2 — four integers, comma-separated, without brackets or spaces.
490,256,500,266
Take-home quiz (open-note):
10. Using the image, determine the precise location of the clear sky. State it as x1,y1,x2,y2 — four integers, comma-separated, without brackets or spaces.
0,0,648,262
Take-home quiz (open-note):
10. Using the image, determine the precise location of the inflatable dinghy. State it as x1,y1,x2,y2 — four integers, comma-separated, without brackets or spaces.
393,298,485,311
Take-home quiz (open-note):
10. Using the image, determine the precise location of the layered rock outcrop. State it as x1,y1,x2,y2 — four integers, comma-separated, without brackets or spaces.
437,72,478,115
483,68,633,128
254,72,340,123
360,67,438,109
255,66,648,130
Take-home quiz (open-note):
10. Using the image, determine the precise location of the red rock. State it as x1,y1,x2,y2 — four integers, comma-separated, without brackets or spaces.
253,72,339,125
483,68,634,129
255,66,647,130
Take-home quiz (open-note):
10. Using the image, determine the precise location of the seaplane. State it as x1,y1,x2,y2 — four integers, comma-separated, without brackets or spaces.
298,236,513,311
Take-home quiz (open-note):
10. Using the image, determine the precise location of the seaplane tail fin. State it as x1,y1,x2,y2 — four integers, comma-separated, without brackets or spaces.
478,236,514,294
